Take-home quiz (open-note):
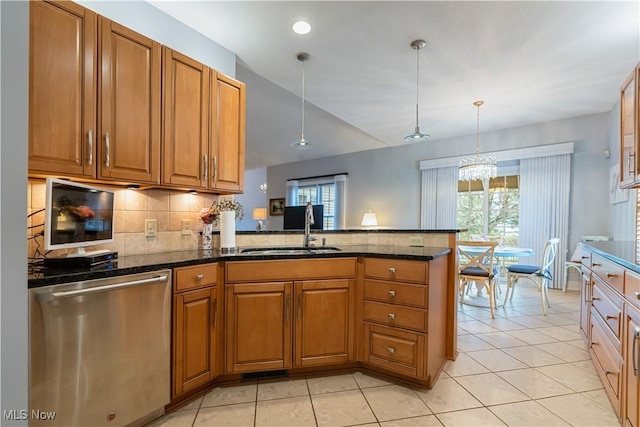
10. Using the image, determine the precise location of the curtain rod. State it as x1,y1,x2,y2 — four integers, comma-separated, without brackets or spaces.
287,172,348,182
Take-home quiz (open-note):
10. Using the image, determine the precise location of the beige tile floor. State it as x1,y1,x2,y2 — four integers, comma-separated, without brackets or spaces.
147,284,621,427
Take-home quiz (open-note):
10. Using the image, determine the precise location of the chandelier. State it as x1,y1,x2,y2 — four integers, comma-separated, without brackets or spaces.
459,100,497,181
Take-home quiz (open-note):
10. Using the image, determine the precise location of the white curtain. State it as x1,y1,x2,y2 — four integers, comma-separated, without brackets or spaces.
333,174,347,229
420,166,458,228
519,154,571,289
285,180,298,206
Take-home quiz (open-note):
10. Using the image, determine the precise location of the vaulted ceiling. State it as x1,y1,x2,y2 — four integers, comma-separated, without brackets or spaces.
148,1,640,170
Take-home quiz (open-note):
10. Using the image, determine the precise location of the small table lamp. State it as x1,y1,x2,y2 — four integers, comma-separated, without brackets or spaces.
361,210,378,228
252,207,267,231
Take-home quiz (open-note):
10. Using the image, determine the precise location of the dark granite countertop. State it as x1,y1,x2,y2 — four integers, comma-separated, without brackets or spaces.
582,240,639,274
28,244,451,288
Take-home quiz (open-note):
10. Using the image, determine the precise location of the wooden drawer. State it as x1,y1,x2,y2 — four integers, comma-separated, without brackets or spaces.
590,313,622,410
363,300,427,332
174,263,218,292
626,269,640,310
363,323,425,378
591,254,625,295
364,279,427,308
225,258,357,283
592,276,623,344
364,258,427,283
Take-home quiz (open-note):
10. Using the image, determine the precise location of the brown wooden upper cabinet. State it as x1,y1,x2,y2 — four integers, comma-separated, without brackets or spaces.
162,47,210,189
210,73,246,193
29,0,97,178
98,17,161,184
620,64,639,189
29,1,245,193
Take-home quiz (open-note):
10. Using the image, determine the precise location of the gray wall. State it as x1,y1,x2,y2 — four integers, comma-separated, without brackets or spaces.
1,1,29,423
268,112,617,258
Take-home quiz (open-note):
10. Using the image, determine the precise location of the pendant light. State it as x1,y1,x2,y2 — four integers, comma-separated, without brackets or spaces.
404,39,430,142
291,52,312,149
459,100,497,181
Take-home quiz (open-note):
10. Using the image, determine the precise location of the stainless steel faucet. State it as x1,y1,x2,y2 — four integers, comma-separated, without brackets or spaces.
303,202,317,247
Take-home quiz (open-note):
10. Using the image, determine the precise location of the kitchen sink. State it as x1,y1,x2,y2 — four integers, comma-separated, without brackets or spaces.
240,247,342,255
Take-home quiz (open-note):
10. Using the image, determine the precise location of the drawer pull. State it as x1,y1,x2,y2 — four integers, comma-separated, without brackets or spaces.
388,290,396,297
388,313,396,320
592,262,602,267
389,267,396,274
605,315,618,320
387,347,395,354
635,291,640,300
592,297,601,301
581,256,589,259
195,274,204,281
605,272,618,278
604,370,617,377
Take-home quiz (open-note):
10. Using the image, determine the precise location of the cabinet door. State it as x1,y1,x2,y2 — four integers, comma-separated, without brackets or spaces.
173,287,217,397
99,17,160,184
294,280,354,367
625,305,640,427
226,282,291,373
162,48,210,188
29,0,97,178
209,72,245,193
620,66,638,188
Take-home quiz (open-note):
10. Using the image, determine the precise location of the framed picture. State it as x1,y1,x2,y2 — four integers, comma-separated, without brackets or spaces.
269,198,285,216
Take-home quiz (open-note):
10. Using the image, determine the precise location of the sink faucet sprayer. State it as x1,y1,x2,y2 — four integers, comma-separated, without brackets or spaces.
304,202,317,247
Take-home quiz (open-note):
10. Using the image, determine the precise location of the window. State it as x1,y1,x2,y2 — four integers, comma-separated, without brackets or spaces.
286,174,347,230
296,183,335,230
457,175,520,245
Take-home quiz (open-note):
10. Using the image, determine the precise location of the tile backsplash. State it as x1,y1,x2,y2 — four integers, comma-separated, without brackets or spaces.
27,179,219,258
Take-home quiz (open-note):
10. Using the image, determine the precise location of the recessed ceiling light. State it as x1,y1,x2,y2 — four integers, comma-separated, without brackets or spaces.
292,21,311,35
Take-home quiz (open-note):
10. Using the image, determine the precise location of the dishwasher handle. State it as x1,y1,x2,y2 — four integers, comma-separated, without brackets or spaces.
38,275,169,301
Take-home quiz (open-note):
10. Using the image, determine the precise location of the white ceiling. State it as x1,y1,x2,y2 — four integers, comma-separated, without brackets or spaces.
148,1,640,170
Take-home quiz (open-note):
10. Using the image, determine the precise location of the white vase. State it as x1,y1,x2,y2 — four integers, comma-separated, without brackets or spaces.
202,223,213,250
219,210,236,250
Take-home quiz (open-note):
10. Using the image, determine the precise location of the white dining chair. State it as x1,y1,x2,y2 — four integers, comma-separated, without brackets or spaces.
503,237,560,315
458,240,499,318
563,235,610,291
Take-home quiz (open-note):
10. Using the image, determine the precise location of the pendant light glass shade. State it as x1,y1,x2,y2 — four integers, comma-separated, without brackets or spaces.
459,100,497,181
291,52,312,149
404,39,430,142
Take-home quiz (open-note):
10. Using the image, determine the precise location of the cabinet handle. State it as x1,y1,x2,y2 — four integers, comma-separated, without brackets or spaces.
195,274,204,281
388,313,395,320
592,263,601,267
605,272,617,278
388,290,396,297
285,294,290,323
635,291,640,300
87,129,93,165
605,315,618,321
581,256,589,260
203,154,208,182
604,369,616,376
633,327,639,376
388,267,396,274
104,132,110,167
387,347,395,354
592,297,601,301
213,156,218,183
297,293,301,321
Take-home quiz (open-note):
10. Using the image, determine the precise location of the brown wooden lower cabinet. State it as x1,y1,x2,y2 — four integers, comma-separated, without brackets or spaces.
173,286,217,397
624,304,640,427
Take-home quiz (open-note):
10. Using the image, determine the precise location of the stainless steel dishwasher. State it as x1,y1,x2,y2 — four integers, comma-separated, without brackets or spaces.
29,270,171,427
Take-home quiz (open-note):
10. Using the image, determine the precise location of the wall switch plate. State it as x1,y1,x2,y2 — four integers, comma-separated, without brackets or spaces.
409,236,424,247
181,219,192,236
145,219,157,237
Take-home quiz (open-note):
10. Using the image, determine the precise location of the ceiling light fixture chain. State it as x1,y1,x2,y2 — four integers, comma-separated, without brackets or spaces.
404,39,430,142
459,100,497,181
292,52,312,149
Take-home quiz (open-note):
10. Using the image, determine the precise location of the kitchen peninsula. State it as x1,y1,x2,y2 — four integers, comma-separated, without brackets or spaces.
29,229,459,411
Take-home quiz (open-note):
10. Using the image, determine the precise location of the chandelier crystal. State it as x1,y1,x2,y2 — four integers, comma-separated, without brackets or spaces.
459,100,497,181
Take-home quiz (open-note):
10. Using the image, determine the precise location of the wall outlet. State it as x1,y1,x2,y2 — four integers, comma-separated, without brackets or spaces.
409,236,424,247
145,219,157,237
181,219,192,236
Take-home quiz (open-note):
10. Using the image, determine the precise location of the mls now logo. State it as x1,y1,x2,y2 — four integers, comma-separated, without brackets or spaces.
3,409,56,421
